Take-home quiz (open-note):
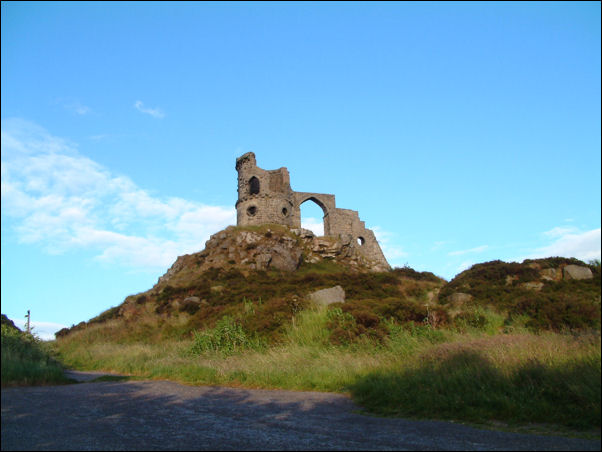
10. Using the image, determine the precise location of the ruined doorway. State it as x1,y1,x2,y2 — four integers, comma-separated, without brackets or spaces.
299,198,326,236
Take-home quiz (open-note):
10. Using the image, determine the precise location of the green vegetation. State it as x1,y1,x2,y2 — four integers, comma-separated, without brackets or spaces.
1,316,72,387
51,257,600,432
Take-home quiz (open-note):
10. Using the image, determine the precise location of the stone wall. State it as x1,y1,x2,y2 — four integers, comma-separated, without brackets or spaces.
235,152,390,269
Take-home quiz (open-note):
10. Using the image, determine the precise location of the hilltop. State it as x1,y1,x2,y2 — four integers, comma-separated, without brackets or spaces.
56,224,443,343
55,225,600,343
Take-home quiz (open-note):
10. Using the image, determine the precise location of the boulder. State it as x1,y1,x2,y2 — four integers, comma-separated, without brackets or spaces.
307,285,345,306
540,268,561,281
563,265,593,280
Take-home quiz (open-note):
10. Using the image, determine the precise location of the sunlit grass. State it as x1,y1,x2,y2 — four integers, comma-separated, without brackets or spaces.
54,307,601,431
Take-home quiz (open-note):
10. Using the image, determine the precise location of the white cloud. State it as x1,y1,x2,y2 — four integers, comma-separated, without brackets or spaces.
529,227,601,262
457,261,474,274
301,217,324,236
372,226,408,261
11,318,68,341
1,118,235,270
134,100,165,118
448,245,489,256
543,226,579,238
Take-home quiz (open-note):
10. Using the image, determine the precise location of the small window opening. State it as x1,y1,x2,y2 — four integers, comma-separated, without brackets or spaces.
282,207,288,216
249,177,260,195
357,236,365,246
247,206,257,216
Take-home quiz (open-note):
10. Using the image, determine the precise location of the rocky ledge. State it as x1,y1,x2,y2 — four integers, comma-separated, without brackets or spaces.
157,225,390,286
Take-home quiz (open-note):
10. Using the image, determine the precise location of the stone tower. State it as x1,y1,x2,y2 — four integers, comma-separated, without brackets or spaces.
235,152,390,269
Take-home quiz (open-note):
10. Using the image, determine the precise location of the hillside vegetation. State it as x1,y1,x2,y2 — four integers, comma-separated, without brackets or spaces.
52,226,601,433
1,315,72,387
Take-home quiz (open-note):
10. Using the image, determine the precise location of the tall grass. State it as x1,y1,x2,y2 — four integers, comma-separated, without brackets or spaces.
54,306,601,431
1,325,72,386
351,333,601,429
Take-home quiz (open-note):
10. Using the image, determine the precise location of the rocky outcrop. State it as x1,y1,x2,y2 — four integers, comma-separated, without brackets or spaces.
157,225,389,286
563,265,594,280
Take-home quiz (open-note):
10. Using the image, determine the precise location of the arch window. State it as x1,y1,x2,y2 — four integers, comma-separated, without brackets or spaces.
299,198,326,236
249,177,260,195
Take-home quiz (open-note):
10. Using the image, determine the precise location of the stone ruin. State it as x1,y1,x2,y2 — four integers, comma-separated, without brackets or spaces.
235,152,390,269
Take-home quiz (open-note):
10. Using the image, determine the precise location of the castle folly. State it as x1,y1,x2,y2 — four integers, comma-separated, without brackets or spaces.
235,152,390,269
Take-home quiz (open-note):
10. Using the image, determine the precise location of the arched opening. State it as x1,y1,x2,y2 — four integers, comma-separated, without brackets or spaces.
249,176,260,195
357,236,365,246
299,198,326,236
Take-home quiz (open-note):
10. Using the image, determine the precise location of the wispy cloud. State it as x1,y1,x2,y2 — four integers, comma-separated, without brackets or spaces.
448,245,489,256
457,261,474,274
56,98,92,116
68,103,91,115
529,227,601,262
10,318,68,341
134,100,165,118
1,118,234,270
372,226,408,261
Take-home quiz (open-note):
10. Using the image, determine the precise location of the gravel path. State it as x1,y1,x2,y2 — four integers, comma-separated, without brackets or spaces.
2,373,600,451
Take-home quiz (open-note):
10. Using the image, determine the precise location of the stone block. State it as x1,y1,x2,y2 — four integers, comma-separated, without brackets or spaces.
563,265,593,280
307,285,345,306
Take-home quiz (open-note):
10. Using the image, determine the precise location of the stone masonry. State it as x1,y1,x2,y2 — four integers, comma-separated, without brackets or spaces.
235,152,390,269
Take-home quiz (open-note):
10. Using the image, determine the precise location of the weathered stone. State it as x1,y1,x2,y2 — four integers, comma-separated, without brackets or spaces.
307,286,345,306
210,285,224,293
268,245,302,271
447,292,473,304
183,296,201,304
540,268,560,281
235,152,390,270
563,265,593,280
505,275,518,286
255,254,272,269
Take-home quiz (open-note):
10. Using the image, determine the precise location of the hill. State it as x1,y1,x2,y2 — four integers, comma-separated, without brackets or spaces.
57,224,444,344
56,225,600,344
51,226,601,431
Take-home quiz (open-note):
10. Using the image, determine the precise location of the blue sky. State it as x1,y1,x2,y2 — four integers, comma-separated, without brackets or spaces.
2,1,600,339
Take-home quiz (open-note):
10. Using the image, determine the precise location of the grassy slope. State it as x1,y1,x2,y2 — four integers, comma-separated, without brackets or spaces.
1,320,72,387
51,257,601,433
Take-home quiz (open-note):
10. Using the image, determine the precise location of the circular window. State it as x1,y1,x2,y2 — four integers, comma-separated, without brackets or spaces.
357,236,365,246
282,207,288,216
247,206,257,216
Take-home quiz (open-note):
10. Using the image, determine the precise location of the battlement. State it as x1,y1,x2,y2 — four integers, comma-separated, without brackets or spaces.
235,152,390,269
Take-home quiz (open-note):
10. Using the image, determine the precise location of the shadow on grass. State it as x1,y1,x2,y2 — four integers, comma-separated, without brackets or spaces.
349,350,601,430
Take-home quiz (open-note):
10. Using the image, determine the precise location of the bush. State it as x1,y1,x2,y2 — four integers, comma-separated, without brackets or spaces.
1,324,70,386
190,316,259,356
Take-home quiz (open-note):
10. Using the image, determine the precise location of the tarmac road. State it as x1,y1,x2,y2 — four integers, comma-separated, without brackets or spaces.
1,372,600,451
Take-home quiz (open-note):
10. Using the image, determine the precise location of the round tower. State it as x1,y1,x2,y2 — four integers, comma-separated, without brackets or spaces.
235,152,296,228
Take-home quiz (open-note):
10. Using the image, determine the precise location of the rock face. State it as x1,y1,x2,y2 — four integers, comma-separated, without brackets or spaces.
307,286,346,306
563,265,594,280
157,225,389,286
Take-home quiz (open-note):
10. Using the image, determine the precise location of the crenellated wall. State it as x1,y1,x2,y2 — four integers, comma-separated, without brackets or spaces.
235,152,390,269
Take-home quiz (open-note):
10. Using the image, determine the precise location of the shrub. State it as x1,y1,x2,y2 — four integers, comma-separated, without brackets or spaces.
190,316,259,356
2,324,70,386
